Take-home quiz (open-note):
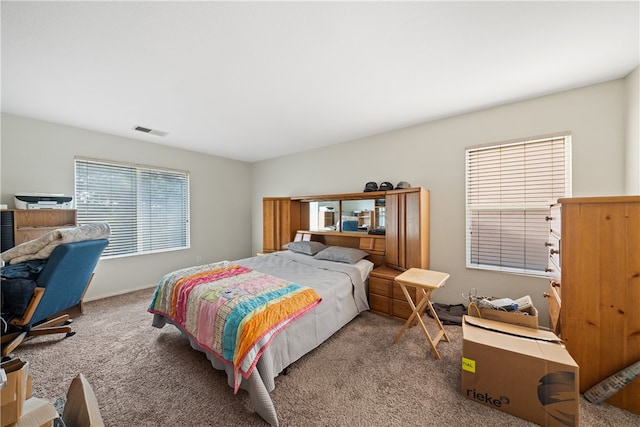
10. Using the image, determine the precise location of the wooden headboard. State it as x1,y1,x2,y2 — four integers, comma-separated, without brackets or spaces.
294,230,385,267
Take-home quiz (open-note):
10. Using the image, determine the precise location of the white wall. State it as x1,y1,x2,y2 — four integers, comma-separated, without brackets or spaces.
2,75,638,325
252,78,635,326
625,66,640,194
1,113,253,300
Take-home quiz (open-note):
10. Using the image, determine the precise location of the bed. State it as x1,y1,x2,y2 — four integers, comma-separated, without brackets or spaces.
149,245,373,426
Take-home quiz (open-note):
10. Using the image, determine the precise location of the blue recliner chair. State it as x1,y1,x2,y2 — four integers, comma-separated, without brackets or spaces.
1,239,108,357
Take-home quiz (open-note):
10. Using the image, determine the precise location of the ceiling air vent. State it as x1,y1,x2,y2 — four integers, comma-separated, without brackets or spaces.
133,125,168,137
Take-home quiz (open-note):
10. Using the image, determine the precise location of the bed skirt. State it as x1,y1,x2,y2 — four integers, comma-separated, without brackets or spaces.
152,313,280,426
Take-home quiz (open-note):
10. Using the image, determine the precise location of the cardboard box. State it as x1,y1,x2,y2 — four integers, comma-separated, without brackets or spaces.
461,316,579,426
468,304,539,329
62,373,105,427
1,359,29,427
14,398,59,427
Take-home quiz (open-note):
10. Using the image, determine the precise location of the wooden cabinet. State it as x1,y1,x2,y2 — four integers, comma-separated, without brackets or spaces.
385,188,429,270
262,198,301,253
1,209,77,250
369,266,417,321
548,196,640,414
371,187,429,320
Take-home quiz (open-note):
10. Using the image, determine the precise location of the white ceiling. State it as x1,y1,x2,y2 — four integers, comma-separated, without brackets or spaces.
2,1,639,163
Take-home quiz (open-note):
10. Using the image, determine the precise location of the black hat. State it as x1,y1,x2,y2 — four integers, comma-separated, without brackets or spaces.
379,182,394,191
363,182,378,192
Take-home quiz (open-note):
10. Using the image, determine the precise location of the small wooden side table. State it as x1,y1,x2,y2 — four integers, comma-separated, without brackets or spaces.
392,268,450,359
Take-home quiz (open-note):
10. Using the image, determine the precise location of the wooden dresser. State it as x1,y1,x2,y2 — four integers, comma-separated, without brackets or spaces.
546,196,639,414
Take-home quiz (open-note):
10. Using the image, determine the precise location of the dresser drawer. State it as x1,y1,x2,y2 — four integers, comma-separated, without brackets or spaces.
369,267,399,316
392,298,413,320
548,204,562,237
369,276,392,297
369,293,391,314
369,266,412,319
546,233,561,280
392,281,416,301
548,234,561,266
546,281,561,335
392,281,417,320
547,204,561,280
547,256,561,281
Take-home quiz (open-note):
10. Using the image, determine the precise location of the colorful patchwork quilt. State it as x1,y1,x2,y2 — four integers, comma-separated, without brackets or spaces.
148,261,322,392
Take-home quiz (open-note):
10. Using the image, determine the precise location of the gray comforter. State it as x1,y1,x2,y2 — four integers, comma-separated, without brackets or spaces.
151,250,370,426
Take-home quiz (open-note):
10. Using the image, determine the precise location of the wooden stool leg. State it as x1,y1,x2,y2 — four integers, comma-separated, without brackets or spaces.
413,288,448,359
413,297,443,359
393,286,450,360
424,298,450,344
392,284,420,343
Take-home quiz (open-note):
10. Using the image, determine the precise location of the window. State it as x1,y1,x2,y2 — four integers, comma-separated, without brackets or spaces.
75,157,190,258
465,134,571,276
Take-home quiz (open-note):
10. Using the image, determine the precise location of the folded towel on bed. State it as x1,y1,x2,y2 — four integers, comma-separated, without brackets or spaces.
2,222,110,264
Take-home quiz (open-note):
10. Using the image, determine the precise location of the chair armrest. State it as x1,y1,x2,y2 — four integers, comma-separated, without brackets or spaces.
10,288,46,326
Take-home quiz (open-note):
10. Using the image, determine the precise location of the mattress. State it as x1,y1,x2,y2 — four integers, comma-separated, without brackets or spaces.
151,250,372,426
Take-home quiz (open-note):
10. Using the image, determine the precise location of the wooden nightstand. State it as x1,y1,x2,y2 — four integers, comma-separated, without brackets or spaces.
368,266,417,321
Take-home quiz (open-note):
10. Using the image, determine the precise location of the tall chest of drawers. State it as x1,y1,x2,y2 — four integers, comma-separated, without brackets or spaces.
547,196,640,414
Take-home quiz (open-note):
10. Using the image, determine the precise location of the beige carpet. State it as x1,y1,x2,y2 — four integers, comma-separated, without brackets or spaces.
11,288,640,426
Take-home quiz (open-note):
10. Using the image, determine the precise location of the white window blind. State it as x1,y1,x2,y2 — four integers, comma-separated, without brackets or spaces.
465,135,571,275
75,158,190,258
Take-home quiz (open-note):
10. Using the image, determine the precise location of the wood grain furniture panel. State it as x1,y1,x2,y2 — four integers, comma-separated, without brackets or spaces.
368,266,417,321
385,188,429,270
1,209,77,248
546,281,561,335
262,198,301,253
551,196,640,414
